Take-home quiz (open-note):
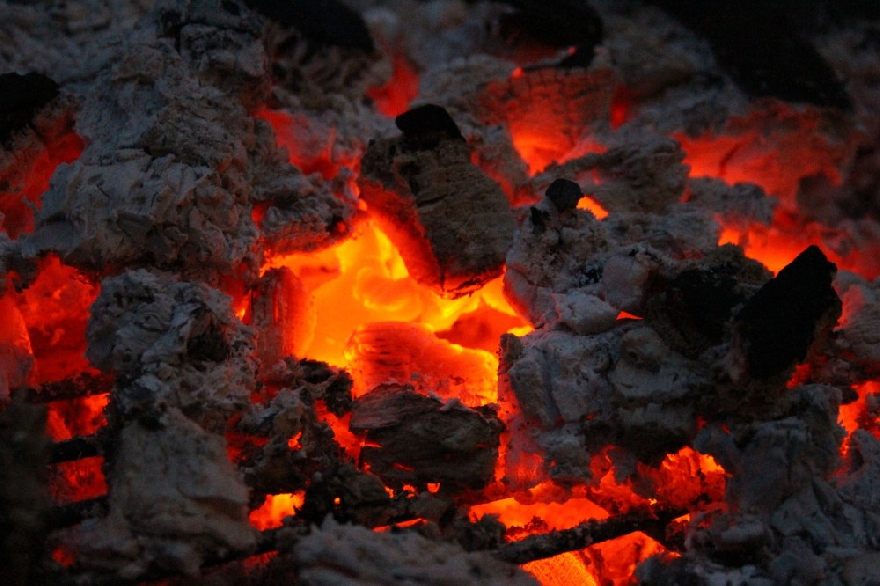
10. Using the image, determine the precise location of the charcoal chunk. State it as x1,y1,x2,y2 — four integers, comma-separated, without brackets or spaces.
0,72,59,145
734,246,841,378
245,0,374,52
498,0,603,53
350,385,502,492
395,104,464,146
545,178,582,212
650,0,850,108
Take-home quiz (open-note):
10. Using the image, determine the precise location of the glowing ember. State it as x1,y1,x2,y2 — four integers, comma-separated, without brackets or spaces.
46,394,110,442
14,255,99,384
576,194,608,219
366,53,420,118
0,130,84,239
249,492,305,530
264,216,528,376
49,456,107,505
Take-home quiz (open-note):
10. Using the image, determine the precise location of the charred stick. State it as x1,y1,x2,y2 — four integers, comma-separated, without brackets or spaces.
491,510,678,565
16,372,114,403
50,435,103,463
49,497,109,529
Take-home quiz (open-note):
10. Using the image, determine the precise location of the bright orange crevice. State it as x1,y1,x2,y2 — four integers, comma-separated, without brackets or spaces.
366,53,420,118
249,491,306,530
264,216,529,406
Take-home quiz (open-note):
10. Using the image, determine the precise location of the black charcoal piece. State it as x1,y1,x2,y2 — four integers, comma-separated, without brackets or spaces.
245,0,374,52
498,0,602,54
545,178,582,211
395,104,464,144
735,246,841,378
649,0,850,108
0,72,59,145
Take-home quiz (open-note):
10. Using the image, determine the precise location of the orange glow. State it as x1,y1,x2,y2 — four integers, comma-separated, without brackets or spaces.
0,129,84,238
615,311,643,321
366,53,420,118
718,222,807,275
287,431,303,450
315,402,364,461
839,380,880,437
588,531,667,585
576,195,608,219
51,545,76,568
264,217,528,405
522,551,598,586
470,493,609,537
510,131,604,177
248,491,305,530
14,255,99,384
254,107,354,180
49,456,107,504
676,105,845,202
46,393,110,442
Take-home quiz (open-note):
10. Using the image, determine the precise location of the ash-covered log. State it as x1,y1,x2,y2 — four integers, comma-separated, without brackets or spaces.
732,245,841,379
350,384,502,491
359,105,516,298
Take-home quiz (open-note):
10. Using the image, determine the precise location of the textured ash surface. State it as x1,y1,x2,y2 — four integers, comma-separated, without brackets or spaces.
0,0,879,584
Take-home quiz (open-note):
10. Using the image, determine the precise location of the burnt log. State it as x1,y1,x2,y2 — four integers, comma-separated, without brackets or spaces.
359,106,515,298
732,245,841,379
350,384,502,492
491,510,678,565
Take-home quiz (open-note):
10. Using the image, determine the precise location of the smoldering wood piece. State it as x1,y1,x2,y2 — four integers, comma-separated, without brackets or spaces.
0,72,59,145
48,497,108,529
350,384,502,492
491,510,678,565
17,372,113,403
733,245,841,379
358,106,515,299
50,435,103,463
250,267,311,368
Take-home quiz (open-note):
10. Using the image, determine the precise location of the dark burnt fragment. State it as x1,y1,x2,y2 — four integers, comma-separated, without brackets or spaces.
350,384,502,492
545,178,582,212
497,0,602,57
734,245,841,378
395,104,464,146
0,72,59,146
245,0,374,52
649,0,850,108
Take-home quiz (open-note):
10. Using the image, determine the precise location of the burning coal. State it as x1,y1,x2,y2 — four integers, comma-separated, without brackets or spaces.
2,1,880,585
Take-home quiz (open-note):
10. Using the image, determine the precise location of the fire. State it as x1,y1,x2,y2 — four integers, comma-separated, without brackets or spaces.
263,216,529,405
0,130,84,239
249,491,306,530
46,393,110,442
576,194,608,219
366,53,420,118
49,456,107,504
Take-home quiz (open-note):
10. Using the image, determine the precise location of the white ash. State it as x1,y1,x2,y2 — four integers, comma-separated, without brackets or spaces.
8,2,357,281
293,518,536,586
66,408,255,580
686,177,777,225
87,269,256,432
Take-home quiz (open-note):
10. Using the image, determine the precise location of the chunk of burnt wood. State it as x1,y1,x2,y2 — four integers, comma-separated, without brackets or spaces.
545,178,582,212
0,396,50,585
649,0,850,108
350,384,502,492
0,72,58,146
497,0,603,56
359,115,515,298
645,247,769,357
733,246,841,379
245,0,374,52
396,104,464,146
